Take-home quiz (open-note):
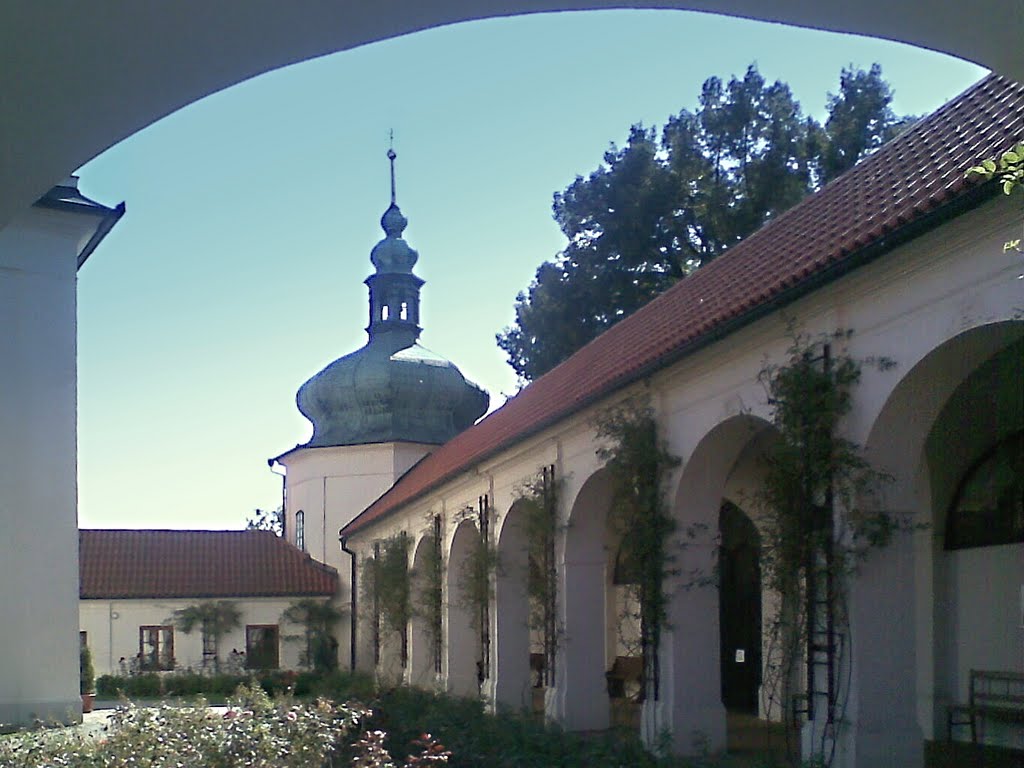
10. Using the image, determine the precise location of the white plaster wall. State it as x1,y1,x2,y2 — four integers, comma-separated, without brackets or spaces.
281,442,432,570
0,207,98,725
947,545,1024,698
79,597,329,677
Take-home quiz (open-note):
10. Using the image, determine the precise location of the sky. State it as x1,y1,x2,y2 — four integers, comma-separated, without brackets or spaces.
75,9,988,531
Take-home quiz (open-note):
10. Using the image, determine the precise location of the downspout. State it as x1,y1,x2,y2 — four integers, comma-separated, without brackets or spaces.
339,532,357,672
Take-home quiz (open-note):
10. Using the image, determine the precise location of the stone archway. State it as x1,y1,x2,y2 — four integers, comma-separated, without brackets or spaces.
665,413,775,753
854,320,1024,763
560,468,615,731
494,499,533,711
447,518,483,697
718,500,762,716
410,530,442,688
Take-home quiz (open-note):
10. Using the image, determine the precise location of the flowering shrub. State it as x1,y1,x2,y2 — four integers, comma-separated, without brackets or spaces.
0,684,447,768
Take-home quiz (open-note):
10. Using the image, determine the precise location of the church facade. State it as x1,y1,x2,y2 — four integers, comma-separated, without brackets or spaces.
273,75,1023,768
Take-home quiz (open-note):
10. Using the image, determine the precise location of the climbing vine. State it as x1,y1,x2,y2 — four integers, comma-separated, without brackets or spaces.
753,329,902,764
413,515,445,675
516,465,560,686
967,141,1024,197
456,508,499,628
455,497,498,686
362,533,413,666
595,400,679,701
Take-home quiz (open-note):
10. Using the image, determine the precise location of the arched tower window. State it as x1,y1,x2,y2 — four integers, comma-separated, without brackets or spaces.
945,431,1024,550
295,510,306,552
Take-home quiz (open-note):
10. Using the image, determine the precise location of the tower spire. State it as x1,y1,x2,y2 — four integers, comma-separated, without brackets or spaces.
388,131,397,205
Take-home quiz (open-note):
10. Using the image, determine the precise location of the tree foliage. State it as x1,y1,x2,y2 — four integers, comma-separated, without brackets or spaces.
967,141,1024,197
498,64,912,382
247,505,284,535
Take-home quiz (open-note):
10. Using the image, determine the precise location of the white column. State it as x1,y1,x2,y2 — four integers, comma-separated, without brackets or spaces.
560,557,610,730
843,520,924,768
0,208,83,725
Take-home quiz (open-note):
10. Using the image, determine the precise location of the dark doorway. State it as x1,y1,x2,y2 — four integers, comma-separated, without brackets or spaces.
719,501,762,714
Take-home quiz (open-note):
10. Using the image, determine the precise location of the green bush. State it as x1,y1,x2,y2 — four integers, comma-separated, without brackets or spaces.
307,669,376,702
123,673,162,699
0,685,361,768
95,673,162,699
95,674,122,698
79,645,94,695
367,686,673,768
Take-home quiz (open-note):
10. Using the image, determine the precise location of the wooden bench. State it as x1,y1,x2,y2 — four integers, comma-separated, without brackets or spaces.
948,669,1024,745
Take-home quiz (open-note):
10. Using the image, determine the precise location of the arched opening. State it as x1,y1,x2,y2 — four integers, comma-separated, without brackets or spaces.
927,338,1024,749
561,468,614,731
410,527,443,688
667,413,779,755
858,320,1024,758
608,536,644,730
447,518,482,697
495,499,532,711
718,501,762,716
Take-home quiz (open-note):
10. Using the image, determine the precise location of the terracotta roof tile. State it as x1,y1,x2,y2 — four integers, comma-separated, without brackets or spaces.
344,74,1023,536
80,529,337,599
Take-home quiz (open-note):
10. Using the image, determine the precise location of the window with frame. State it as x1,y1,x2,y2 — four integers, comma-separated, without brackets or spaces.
139,625,174,671
945,431,1024,550
245,625,280,670
296,510,305,551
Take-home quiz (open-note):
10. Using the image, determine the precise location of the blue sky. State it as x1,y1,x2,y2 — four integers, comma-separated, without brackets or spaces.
75,10,988,530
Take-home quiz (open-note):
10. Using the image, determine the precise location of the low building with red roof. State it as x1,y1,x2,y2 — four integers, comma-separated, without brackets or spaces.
79,529,337,677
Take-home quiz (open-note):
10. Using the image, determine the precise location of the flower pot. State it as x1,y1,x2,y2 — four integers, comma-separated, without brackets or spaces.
81,692,95,714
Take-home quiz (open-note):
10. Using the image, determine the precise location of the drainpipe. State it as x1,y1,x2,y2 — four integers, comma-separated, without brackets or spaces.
339,531,357,672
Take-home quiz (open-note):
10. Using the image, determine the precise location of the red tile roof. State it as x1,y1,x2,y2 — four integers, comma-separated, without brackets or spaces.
344,74,1024,536
80,529,337,599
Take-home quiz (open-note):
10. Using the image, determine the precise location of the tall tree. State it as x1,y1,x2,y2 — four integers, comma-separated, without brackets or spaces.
247,505,283,535
816,64,913,184
497,64,911,383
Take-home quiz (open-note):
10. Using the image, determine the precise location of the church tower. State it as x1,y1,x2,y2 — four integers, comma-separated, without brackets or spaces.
270,150,489,660
293,149,488,449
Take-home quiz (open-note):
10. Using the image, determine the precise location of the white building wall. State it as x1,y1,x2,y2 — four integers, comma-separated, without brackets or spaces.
79,597,327,678
0,206,97,725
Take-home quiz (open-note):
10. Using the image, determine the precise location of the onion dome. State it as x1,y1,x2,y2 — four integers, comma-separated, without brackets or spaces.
295,149,489,448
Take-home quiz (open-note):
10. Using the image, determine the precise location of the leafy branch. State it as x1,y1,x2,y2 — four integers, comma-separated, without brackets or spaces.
967,142,1024,196
595,400,679,701
752,329,903,764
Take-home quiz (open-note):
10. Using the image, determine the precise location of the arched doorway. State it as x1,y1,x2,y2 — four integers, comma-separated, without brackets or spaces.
719,501,762,716
926,337,1023,747
410,525,443,688
495,499,532,711
667,413,776,754
447,518,483,697
857,320,1024,761
561,468,615,731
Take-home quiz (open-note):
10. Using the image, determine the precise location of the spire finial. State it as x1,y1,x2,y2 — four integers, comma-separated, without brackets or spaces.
387,131,397,205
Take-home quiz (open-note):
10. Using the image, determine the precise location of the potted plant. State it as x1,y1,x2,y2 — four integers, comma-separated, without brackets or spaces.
80,643,95,713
